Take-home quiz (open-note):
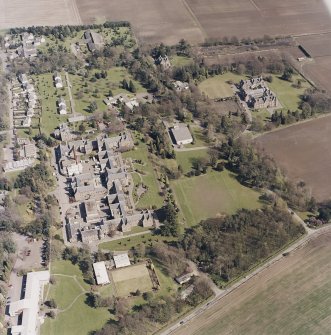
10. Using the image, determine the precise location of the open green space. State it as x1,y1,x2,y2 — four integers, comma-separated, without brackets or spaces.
41,294,110,335
268,74,311,111
175,148,209,174
185,125,209,148
70,67,146,116
41,260,112,335
111,264,153,297
47,276,82,310
171,55,193,67
33,72,70,136
122,141,164,209
99,234,177,252
199,72,247,98
172,169,261,226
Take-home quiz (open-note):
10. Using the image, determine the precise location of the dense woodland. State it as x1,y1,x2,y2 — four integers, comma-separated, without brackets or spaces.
182,206,305,285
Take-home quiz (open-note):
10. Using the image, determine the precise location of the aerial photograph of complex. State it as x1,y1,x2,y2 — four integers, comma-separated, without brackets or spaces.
1,1,331,335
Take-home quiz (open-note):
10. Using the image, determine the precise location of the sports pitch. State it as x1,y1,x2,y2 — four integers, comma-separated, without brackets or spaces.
111,263,154,297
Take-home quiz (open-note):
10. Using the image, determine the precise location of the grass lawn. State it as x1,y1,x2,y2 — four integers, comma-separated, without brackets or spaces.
199,72,248,98
184,125,209,148
175,149,209,174
172,169,261,226
171,56,193,67
41,260,112,335
51,260,90,290
70,67,146,116
15,196,35,223
251,108,272,128
47,276,82,310
268,74,311,111
122,141,164,209
123,226,151,236
41,295,110,335
15,128,39,139
99,234,177,252
111,264,153,297
33,72,70,136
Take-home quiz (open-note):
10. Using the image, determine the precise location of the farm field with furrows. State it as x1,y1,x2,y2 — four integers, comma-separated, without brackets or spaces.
76,0,205,44
174,231,331,335
293,33,331,94
2,0,331,44
255,114,331,202
76,0,331,43
0,0,81,29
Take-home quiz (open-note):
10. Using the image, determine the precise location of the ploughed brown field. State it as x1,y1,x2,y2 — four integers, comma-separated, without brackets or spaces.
76,0,331,43
1,0,331,44
0,0,81,29
294,33,331,94
174,230,331,335
255,115,331,202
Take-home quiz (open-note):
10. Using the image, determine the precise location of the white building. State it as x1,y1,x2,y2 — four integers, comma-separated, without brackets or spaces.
58,97,67,115
173,81,189,91
113,253,131,269
93,261,110,285
9,271,50,335
3,158,35,173
170,124,193,146
54,72,63,89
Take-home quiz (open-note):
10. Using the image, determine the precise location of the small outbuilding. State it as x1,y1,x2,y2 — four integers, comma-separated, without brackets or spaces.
170,124,193,146
58,97,67,115
175,272,194,285
113,253,131,269
93,261,110,285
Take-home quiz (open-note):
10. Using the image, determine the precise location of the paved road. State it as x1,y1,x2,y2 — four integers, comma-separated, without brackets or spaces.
65,71,76,115
175,146,208,152
160,221,331,335
0,49,14,156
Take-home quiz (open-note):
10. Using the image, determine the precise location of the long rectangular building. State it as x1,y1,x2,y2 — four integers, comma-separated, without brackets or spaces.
9,271,50,335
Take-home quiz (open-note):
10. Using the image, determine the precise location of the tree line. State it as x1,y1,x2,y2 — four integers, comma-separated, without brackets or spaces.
182,206,305,285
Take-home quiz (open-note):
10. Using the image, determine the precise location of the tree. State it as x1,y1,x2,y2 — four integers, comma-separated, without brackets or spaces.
282,67,293,82
47,299,57,309
128,80,136,93
114,298,129,318
121,79,129,90
79,124,86,133
89,101,98,113
160,202,179,237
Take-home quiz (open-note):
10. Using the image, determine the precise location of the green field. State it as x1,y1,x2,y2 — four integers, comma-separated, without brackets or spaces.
268,74,311,111
33,72,70,136
41,261,111,335
70,67,146,116
99,233,177,252
122,141,164,209
186,126,209,148
111,264,153,297
199,72,247,98
42,295,110,335
175,149,209,174
172,169,261,226
171,56,193,67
